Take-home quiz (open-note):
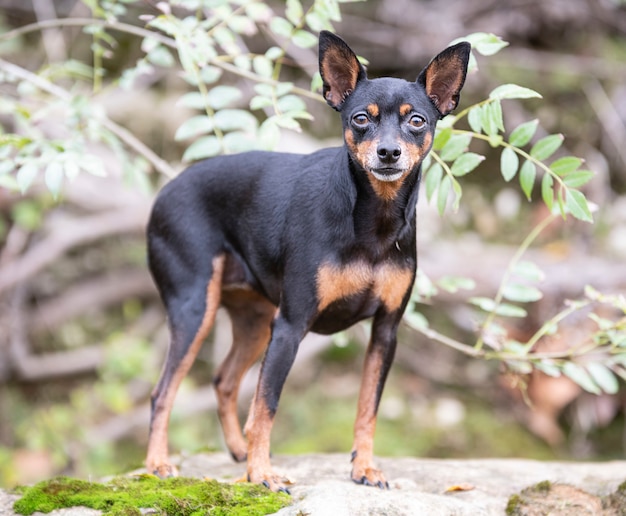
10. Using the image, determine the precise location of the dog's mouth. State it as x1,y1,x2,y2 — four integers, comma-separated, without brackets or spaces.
370,168,406,182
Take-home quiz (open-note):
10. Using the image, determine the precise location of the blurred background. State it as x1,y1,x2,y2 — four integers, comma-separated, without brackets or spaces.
0,0,625,487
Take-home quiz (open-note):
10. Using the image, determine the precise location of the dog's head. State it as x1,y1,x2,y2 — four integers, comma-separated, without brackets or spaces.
319,31,470,200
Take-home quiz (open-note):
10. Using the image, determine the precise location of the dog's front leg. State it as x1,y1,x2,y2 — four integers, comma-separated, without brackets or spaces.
244,314,307,493
351,310,401,489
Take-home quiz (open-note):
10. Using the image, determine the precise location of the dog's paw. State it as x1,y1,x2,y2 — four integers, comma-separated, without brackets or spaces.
351,465,389,490
150,463,179,479
247,469,293,494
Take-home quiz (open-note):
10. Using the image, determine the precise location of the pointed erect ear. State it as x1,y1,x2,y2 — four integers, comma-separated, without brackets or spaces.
417,42,471,118
319,30,367,111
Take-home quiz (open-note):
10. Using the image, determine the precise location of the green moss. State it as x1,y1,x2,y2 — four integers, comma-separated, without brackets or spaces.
603,480,626,513
505,493,522,515
530,480,552,493
13,475,291,516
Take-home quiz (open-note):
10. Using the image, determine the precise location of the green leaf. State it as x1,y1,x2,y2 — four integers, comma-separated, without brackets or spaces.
45,161,64,197
502,283,543,303
565,188,593,223
305,12,330,32
147,45,175,68
17,162,38,193
265,46,284,61
425,162,443,202
495,304,528,318
512,261,545,282
292,30,318,49
437,174,451,215
470,297,528,318
550,156,583,176
533,360,561,378
562,170,594,188
207,85,243,110
286,0,304,25
250,95,273,110
438,276,476,293
0,173,18,191
530,134,563,160
227,15,256,35
509,119,538,147
467,106,483,134
489,84,542,100
234,55,251,72
541,173,554,211
481,100,503,136
177,92,206,109
404,310,429,330
451,177,463,211
277,94,307,113
440,133,472,161
562,362,601,394
182,135,221,162
175,115,213,141
223,131,256,153
433,127,452,151
270,16,294,38
519,160,536,200
463,32,508,56
586,363,619,394
252,55,274,78
451,152,484,177
500,147,519,181
213,109,258,132
258,118,281,150
246,2,273,22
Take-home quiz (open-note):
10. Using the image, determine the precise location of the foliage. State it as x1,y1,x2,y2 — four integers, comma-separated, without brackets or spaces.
13,475,290,515
0,0,352,194
406,32,625,397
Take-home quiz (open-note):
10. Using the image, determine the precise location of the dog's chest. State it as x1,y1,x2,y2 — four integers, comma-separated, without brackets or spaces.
315,260,413,316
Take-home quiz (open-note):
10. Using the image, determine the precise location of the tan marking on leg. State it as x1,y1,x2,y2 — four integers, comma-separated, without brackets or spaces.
244,394,290,491
316,261,372,312
351,342,387,487
374,265,414,312
146,255,225,476
215,289,276,462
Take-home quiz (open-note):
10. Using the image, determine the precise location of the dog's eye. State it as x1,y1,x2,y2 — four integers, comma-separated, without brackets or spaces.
409,115,426,129
352,113,369,128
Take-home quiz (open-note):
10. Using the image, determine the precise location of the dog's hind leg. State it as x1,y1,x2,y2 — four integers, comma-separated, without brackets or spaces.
214,289,276,462
146,255,225,477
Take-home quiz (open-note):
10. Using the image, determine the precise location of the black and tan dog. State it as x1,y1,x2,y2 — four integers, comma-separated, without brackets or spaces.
146,31,470,492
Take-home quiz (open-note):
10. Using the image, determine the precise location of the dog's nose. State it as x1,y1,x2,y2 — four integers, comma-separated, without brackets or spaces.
376,143,401,164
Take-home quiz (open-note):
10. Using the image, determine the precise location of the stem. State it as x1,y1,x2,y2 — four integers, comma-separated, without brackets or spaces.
0,58,176,178
453,128,568,191
521,299,592,353
405,318,485,358
0,17,324,103
475,212,558,351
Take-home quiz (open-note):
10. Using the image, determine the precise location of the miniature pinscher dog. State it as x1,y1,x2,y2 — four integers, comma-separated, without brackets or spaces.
145,31,470,492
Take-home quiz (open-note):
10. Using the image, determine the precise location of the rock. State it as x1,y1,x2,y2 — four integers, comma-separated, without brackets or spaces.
3,453,626,515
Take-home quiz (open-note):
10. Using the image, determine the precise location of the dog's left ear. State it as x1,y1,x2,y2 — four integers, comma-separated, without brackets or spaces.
417,42,471,118
319,30,367,111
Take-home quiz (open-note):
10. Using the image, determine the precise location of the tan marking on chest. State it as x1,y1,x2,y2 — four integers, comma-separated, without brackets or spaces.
366,174,407,201
316,262,414,313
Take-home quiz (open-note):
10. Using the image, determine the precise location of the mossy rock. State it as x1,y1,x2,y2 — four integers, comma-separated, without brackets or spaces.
13,475,290,516
506,479,626,516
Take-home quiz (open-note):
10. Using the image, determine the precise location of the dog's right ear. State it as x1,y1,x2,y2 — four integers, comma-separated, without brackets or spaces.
319,31,367,111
